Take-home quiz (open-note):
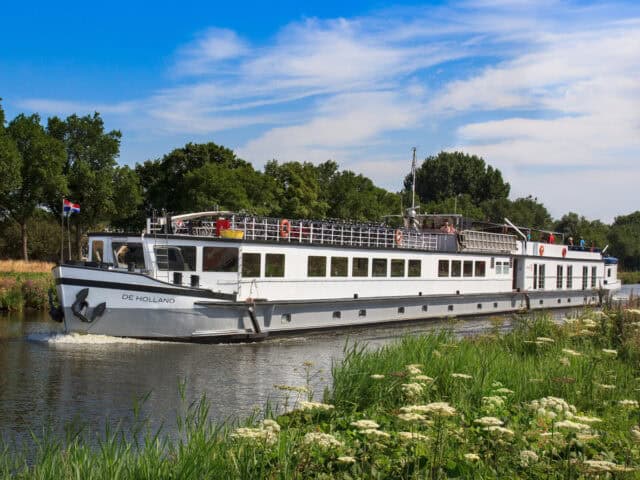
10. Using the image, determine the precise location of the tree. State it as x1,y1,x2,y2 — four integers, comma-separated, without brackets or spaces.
0,100,21,214
406,151,510,205
110,165,144,230
554,212,609,248
47,113,122,257
0,114,66,260
608,212,640,271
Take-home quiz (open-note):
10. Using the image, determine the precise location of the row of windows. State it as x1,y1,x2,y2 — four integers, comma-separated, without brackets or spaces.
308,256,421,278
438,260,488,278
534,264,598,290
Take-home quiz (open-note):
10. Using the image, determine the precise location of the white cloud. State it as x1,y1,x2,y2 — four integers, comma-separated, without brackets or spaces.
174,28,249,75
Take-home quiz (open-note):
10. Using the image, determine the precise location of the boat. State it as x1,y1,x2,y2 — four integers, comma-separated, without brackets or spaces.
49,207,621,341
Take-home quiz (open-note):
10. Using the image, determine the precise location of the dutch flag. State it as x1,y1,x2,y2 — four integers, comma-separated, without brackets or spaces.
63,199,81,215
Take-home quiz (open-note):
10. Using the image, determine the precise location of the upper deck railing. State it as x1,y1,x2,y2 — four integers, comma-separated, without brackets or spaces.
154,214,519,254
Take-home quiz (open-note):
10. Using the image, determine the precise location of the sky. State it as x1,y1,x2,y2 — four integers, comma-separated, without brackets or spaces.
1,0,638,223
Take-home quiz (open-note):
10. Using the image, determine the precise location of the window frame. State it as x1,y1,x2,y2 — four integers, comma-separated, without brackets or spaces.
307,255,327,277
438,260,449,277
242,252,261,277
202,246,239,272
352,257,369,277
330,256,348,277
265,253,285,277
372,258,387,277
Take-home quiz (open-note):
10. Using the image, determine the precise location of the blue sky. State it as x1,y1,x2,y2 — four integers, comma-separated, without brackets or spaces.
1,0,639,222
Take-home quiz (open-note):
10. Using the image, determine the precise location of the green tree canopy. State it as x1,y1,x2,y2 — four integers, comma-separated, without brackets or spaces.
406,151,510,205
554,212,609,248
1,114,66,260
607,211,640,270
47,113,124,257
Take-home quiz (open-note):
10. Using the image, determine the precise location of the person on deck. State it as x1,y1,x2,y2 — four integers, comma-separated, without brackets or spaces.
548,232,555,244
579,237,586,250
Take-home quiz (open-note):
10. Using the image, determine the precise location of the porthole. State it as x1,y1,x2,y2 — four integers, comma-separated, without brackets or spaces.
493,302,498,308
422,305,428,312
359,309,366,317
333,311,341,319
448,305,454,311
397,307,405,314
567,298,572,303
557,298,561,304
477,303,482,309
539,299,544,305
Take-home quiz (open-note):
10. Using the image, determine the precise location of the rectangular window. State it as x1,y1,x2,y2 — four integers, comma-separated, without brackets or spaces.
582,266,588,290
242,253,261,277
307,256,326,277
265,254,285,277
557,265,563,289
567,266,573,288
390,259,405,277
538,264,545,289
533,264,538,290
438,260,449,277
408,260,421,277
451,260,462,277
155,246,196,271
463,260,473,277
352,257,369,277
91,240,104,263
503,261,510,275
203,247,238,272
591,266,597,288
112,242,146,269
372,258,387,277
331,257,348,277
607,268,611,278
475,261,486,277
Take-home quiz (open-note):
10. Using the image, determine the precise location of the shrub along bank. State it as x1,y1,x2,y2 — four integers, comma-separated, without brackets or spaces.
0,273,53,311
2,306,640,478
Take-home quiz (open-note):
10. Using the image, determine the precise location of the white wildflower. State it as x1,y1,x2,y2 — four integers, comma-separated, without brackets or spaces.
491,381,504,388
555,420,591,431
464,453,480,461
360,428,390,438
337,456,356,464
298,401,335,411
262,419,280,432
595,383,616,390
483,426,514,437
602,348,618,356
631,426,640,442
474,417,504,427
370,374,385,380
482,396,505,409
303,432,343,449
397,412,426,422
350,419,379,430
519,450,539,467
620,400,639,408
401,382,424,399
493,388,514,394
398,431,429,441
231,427,278,445
562,348,582,357
570,415,602,424
406,364,423,375
451,373,473,380
577,433,600,441
401,402,457,417
536,337,555,343
559,357,570,366
412,375,434,383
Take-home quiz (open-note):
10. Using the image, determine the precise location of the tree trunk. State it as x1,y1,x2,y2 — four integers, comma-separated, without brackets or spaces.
21,222,28,261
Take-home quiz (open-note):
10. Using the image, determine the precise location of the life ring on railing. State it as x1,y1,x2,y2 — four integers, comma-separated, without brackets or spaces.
539,245,545,256
562,247,567,258
280,219,291,238
394,229,403,246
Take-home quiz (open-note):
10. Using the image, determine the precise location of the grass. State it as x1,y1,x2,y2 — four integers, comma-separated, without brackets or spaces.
3,306,640,478
0,260,55,273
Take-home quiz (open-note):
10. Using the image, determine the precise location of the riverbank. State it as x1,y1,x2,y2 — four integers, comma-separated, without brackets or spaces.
2,306,640,478
0,260,54,311
620,271,640,285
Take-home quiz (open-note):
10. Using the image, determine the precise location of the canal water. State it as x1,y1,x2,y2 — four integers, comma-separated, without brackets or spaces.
0,285,636,448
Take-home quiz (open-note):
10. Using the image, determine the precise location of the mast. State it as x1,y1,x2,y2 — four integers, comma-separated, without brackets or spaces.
411,147,417,210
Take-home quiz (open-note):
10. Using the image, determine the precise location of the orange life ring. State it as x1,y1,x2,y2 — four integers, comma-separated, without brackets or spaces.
280,219,291,238
539,245,545,256
394,229,403,245
562,247,567,258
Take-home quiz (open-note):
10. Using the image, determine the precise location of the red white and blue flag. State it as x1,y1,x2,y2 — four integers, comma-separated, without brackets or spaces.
63,199,81,215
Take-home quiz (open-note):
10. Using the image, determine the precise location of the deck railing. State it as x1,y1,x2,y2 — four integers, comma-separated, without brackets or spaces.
170,215,518,254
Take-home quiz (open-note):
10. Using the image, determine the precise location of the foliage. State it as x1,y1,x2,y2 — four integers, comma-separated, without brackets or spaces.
406,151,510,205
0,273,52,310
554,212,609,248
608,212,640,270
0,113,66,260
0,210,64,261
618,271,640,285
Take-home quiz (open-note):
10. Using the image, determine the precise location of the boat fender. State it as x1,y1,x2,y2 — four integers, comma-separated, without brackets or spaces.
47,288,64,323
562,247,567,258
246,304,262,334
280,219,291,239
394,229,403,246
539,245,544,256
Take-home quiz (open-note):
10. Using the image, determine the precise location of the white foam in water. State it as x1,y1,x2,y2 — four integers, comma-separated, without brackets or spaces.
27,332,164,345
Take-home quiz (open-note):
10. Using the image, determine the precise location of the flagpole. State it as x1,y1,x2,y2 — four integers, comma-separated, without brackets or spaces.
60,198,64,263
67,212,72,260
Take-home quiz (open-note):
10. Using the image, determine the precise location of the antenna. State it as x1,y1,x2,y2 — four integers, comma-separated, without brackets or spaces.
411,147,417,210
